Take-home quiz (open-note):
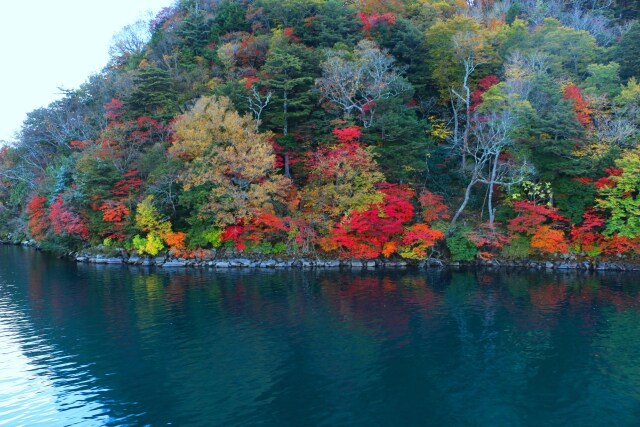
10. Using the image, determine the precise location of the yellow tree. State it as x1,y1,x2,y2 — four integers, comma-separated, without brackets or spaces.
169,96,291,226
302,129,386,236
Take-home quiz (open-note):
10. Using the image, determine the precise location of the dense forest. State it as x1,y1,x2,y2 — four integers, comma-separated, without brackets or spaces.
1,0,640,262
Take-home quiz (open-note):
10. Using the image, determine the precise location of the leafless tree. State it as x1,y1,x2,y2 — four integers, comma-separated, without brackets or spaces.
246,86,272,132
109,17,152,66
593,115,638,149
449,31,489,169
316,40,410,128
450,110,532,227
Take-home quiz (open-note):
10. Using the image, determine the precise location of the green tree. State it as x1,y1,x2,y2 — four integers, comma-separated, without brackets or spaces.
262,32,315,137
596,148,640,237
366,100,430,184
584,63,622,98
297,0,361,48
127,66,177,119
614,77,640,125
213,0,249,36
525,73,584,181
616,21,640,81
177,9,211,60
505,3,526,25
534,18,599,78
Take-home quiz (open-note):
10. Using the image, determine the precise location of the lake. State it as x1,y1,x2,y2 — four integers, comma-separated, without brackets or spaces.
1,245,640,426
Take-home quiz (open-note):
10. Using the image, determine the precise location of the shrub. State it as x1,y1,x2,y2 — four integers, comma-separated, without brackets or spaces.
446,230,477,261
502,236,531,260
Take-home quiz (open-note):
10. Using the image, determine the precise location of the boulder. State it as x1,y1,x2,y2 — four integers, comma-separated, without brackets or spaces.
162,260,187,267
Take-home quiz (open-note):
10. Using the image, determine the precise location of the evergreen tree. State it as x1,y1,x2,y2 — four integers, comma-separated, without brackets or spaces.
262,42,314,136
127,66,177,119
616,21,640,81
177,9,210,58
213,0,249,36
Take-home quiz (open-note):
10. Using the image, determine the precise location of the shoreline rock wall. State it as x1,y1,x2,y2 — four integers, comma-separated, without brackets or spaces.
3,240,640,271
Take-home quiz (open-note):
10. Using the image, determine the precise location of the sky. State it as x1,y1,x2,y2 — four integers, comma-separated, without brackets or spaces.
0,0,173,145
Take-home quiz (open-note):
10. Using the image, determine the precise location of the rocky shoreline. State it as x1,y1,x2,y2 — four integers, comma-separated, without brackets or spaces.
4,239,640,272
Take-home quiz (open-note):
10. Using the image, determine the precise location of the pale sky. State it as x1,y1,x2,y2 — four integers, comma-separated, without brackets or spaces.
0,0,173,145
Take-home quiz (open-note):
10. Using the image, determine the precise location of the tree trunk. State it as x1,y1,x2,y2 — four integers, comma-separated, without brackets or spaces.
284,153,291,179
283,90,288,136
487,153,499,228
451,176,476,227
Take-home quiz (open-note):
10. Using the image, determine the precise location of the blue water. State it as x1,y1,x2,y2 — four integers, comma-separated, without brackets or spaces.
1,245,640,426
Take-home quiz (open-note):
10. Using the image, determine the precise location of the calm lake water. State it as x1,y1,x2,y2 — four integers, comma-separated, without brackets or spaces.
2,245,640,426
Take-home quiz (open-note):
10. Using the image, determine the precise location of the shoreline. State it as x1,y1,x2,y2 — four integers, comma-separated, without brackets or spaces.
4,240,640,272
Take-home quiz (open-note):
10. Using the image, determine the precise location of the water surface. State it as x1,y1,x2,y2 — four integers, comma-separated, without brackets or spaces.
1,245,640,426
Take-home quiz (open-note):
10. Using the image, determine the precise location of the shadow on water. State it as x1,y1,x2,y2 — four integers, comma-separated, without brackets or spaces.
2,245,640,426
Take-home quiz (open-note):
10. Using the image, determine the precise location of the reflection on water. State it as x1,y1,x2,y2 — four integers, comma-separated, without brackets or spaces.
2,245,640,426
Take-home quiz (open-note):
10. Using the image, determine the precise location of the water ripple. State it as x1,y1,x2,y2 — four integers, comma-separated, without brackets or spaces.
3,246,640,426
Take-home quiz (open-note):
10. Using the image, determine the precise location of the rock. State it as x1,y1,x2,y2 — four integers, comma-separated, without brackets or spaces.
351,260,364,268
557,262,579,269
141,258,153,266
544,261,554,269
325,260,341,268
260,260,276,268
105,257,123,264
162,260,186,267
229,258,251,267
215,261,231,268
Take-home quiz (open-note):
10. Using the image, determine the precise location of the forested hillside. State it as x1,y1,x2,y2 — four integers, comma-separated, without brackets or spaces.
1,0,639,261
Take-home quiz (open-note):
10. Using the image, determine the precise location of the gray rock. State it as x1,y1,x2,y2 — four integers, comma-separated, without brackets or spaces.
260,260,277,268
162,260,186,267
560,262,580,269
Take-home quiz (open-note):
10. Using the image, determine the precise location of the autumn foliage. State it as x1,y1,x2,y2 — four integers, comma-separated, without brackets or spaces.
471,75,500,110
48,195,89,241
6,1,640,265
562,84,592,126
27,196,49,240
358,12,397,32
